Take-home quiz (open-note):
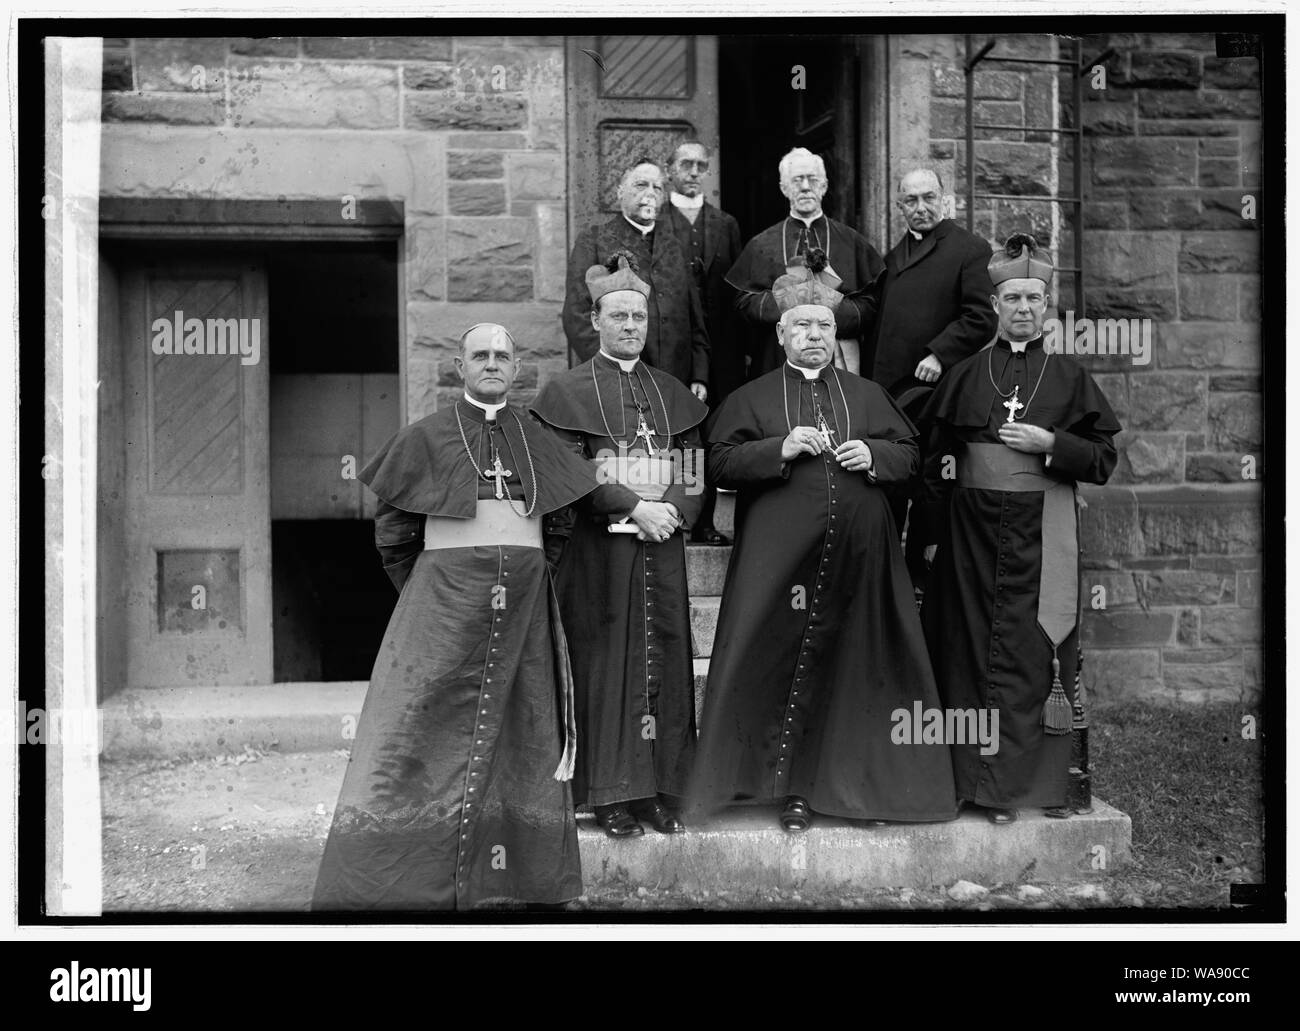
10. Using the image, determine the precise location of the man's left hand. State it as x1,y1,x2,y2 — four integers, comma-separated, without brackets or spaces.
690,381,708,402
914,354,942,383
834,439,875,473
998,422,1055,454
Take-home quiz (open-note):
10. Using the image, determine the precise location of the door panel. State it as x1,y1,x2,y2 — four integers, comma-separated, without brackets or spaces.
120,259,272,687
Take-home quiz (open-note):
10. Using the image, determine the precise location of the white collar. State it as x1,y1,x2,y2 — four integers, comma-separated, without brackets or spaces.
623,214,655,236
909,229,924,241
599,349,640,373
788,211,824,228
463,392,506,420
1009,338,1029,354
671,191,704,210
787,361,824,380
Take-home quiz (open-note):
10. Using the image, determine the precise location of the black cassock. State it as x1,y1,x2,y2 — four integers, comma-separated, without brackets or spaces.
312,403,598,910
688,363,957,822
531,354,709,808
725,215,884,379
919,337,1120,809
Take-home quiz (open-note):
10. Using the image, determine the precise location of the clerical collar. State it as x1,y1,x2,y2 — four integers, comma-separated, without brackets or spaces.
909,229,924,241
995,335,1045,354
788,212,825,228
623,214,655,236
463,392,506,421
671,191,703,210
786,361,825,380
598,349,640,373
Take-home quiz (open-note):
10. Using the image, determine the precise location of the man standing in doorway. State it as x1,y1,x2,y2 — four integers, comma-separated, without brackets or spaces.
534,257,708,839
562,159,710,397
664,138,744,544
726,147,883,378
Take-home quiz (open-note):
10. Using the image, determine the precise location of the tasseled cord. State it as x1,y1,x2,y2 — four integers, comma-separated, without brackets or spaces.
1042,650,1073,735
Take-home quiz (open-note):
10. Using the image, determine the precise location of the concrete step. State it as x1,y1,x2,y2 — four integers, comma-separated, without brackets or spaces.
577,801,1132,891
690,596,721,659
685,543,731,596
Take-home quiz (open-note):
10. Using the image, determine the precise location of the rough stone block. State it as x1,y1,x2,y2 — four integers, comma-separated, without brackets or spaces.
1083,201,1128,229
1199,607,1262,646
1106,32,1217,51
402,63,454,91
1141,570,1232,606
1085,571,1140,608
974,142,1053,196
406,93,527,131
1202,56,1261,90
1198,158,1240,188
229,37,300,58
1161,661,1245,703
135,38,229,92
1083,102,1136,136
1237,279,1260,321
1083,231,1179,290
448,131,530,150
1126,372,1207,431
1237,569,1260,608
227,59,399,129
1186,453,1260,482
1124,52,1202,89
1199,137,1240,156
1163,647,1241,664
447,150,504,180
1082,648,1162,703
447,216,534,264
1137,90,1261,119
447,263,534,302
1112,432,1184,484
534,203,568,304
1138,118,1240,137
453,45,531,93
1135,486,1263,556
1207,392,1263,453
303,37,453,61
1180,232,1258,276
1209,373,1260,392
1078,489,1142,560
507,151,564,203
1082,611,1175,648
1156,322,1260,370
102,91,225,125
1090,137,1196,187
448,181,506,215
1178,274,1238,320
1199,191,1262,229
1086,286,1176,322
406,217,444,301
929,98,965,140
1240,123,1261,188
406,355,440,421
1176,608,1199,646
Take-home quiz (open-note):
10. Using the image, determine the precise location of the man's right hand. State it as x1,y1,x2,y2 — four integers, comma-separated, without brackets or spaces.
781,425,828,461
629,500,679,542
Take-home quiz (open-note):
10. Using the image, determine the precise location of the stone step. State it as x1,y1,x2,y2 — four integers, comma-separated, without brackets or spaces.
690,596,721,659
685,543,731,597
577,801,1131,891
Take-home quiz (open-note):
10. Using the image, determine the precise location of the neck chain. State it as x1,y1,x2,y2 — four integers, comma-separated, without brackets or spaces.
782,216,829,269
782,365,851,446
987,344,1051,424
591,358,672,453
452,403,539,518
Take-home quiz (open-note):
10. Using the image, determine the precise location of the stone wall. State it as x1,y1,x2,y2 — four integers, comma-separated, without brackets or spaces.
100,35,569,416
921,32,1263,705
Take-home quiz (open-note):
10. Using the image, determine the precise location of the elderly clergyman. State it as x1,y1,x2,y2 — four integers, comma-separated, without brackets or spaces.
687,261,956,833
919,234,1120,825
313,324,605,911
725,146,883,378
534,256,708,839
562,159,710,397
864,168,998,594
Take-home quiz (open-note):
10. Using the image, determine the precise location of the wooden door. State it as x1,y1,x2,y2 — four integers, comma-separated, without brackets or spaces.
566,34,721,240
119,258,272,688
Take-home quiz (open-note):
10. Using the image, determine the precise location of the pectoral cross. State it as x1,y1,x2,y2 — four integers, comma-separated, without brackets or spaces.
634,414,658,456
1003,385,1024,423
816,413,838,450
486,454,512,500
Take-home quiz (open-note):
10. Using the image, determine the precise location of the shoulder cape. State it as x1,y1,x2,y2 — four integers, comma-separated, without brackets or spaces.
360,403,598,518
530,357,709,436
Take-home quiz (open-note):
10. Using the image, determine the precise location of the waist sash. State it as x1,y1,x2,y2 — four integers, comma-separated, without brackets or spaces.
593,454,676,502
424,500,542,550
958,442,1078,649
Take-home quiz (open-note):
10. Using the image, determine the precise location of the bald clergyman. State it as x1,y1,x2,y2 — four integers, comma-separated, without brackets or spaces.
313,324,616,911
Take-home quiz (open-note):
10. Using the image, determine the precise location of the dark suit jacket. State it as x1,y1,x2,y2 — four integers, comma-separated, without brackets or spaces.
664,201,744,402
561,214,710,386
863,219,998,395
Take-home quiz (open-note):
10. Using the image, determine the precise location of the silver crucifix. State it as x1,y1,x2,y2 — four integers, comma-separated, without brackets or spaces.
1003,385,1024,423
487,454,512,499
634,415,658,456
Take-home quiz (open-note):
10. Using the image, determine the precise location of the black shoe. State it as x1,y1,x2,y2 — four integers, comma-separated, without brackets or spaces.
595,803,644,838
630,797,686,834
985,806,1018,825
779,796,812,833
690,527,732,546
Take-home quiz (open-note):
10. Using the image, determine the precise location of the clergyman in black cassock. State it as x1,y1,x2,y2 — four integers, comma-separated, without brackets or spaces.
312,324,604,911
919,235,1120,823
725,147,883,378
533,257,709,838
688,263,956,831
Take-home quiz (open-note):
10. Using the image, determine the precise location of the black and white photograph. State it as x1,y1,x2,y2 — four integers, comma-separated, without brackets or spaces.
12,2,1288,964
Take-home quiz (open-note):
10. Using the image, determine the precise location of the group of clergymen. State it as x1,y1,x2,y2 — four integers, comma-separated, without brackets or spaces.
311,143,1122,911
